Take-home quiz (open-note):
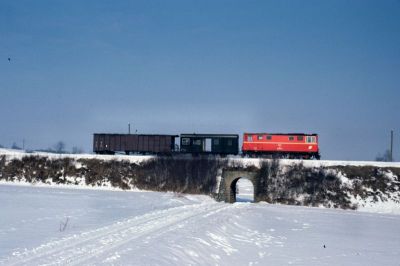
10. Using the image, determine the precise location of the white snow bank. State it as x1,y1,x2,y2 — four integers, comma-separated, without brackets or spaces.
0,148,154,164
229,156,400,168
357,199,400,215
0,179,145,192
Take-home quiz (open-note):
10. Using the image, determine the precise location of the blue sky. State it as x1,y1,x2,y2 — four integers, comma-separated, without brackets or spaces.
1,0,399,160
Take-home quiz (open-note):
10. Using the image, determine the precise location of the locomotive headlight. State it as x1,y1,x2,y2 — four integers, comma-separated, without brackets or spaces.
308,146,312,150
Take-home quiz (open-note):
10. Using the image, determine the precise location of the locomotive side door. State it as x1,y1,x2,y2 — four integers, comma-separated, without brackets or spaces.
205,138,212,152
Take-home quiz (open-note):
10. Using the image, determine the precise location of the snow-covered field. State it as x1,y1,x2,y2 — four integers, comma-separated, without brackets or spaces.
0,184,399,266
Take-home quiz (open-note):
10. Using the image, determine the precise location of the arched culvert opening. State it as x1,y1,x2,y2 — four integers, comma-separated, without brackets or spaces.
231,177,254,203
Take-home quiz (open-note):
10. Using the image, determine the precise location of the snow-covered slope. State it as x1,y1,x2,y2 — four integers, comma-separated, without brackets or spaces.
1,148,400,168
0,185,399,266
1,148,400,214
0,148,153,164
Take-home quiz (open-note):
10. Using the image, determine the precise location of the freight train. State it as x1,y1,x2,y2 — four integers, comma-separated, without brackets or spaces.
93,132,320,159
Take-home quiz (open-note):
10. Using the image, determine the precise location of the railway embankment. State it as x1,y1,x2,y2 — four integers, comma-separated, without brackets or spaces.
1,148,399,213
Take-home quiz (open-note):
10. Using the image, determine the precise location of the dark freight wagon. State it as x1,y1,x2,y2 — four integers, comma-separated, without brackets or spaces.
180,134,239,155
93,134,178,155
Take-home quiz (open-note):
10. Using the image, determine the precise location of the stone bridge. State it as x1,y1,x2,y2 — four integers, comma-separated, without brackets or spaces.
217,170,259,203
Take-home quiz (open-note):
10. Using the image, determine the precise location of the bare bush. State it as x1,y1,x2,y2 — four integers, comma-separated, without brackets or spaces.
376,150,393,162
253,160,356,209
59,217,69,232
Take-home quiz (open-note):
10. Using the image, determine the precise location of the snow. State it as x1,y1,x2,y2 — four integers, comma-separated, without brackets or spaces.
236,178,254,202
1,184,399,265
1,149,400,264
337,171,353,188
2,148,400,168
0,148,154,165
226,156,400,168
357,198,400,215
347,190,400,215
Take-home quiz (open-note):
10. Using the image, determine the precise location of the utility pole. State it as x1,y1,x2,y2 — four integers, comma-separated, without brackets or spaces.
22,139,25,150
390,130,393,162
128,123,131,134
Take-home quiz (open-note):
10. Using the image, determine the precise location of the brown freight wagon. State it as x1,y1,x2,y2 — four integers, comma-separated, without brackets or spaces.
93,133,178,155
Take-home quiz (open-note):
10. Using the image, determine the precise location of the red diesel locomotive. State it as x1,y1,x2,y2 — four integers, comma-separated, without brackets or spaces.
242,133,320,159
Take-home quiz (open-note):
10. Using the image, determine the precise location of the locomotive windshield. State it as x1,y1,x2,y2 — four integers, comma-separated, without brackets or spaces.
306,136,317,143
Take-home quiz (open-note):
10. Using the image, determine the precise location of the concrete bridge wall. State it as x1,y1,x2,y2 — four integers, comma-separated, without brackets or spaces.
217,170,259,203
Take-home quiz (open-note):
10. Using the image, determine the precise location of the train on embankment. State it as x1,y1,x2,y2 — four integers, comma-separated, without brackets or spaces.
93,132,320,159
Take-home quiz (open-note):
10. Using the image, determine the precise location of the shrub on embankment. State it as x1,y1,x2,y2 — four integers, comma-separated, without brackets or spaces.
0,153,399,211
0,155,226,194
252,160,400,209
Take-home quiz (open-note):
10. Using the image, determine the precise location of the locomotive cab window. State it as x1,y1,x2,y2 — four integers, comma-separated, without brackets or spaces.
306,136,314,143
297,136,304,141
257,135,263,140
247,135,253,142
266,135,272,140
181,138,190,145
288,136,294,141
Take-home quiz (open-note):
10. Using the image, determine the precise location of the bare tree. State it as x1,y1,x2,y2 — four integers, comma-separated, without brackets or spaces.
375,150,393,162
72,146,84,154
11,142,22,150
54,141,66,154
59,217,69,232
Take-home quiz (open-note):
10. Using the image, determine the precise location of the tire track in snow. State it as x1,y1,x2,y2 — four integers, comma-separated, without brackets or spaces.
69,203,231,266
5,202,230,266
5,203,207,265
